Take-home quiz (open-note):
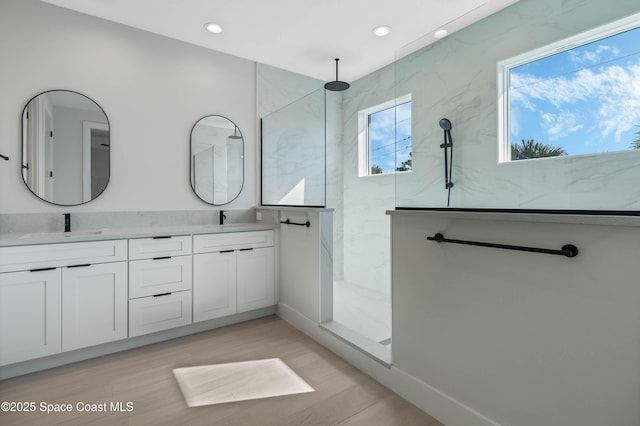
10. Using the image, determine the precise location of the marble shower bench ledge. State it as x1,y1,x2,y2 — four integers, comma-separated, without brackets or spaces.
387,209,640,227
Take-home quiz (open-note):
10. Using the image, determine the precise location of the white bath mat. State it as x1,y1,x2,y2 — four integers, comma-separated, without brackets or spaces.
173,358,314,407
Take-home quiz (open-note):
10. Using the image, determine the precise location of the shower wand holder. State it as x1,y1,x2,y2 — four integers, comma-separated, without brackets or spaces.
439,118,454,198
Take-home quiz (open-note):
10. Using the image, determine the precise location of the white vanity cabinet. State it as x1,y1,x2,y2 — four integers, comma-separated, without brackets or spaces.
193,230,275,322
128,236,193,337
0,226,276,372
0,240,128,365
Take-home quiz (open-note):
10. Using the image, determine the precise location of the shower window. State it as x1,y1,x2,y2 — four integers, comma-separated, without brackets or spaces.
358,95,412,176
498,15,640,163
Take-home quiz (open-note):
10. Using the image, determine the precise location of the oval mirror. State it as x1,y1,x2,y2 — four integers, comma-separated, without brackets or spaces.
190,115,244,205
21,90,110,206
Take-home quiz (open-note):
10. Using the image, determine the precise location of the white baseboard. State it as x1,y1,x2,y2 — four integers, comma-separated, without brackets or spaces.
277,302,500,426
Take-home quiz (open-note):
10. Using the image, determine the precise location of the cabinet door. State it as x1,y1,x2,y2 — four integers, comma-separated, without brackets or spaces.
62,262,128,351
193,251,236,322
0,269,62,366
237,247,275,313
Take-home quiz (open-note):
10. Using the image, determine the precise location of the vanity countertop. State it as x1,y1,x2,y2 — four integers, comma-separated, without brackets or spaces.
0,223,277,247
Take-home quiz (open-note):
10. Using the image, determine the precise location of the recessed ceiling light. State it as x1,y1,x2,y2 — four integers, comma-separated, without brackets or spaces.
205,23,222,34
434,29,448,39
373,26,391,37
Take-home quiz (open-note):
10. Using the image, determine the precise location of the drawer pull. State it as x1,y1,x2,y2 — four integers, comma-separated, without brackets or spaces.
30,267,56,272
153,256,172,260
239,248,254,251
152,236,172,239
153,292,172,297
67,264,92,268
220,249,235,253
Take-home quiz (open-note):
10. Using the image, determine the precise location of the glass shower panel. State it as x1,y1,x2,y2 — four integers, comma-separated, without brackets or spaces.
261,88,326,207
393,19,640,212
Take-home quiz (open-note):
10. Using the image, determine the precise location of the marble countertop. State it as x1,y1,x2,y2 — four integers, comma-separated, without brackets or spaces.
0,223,277,247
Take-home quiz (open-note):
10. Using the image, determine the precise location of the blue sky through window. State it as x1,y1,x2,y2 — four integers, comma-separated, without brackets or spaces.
369,101,412,173
509,26,640,157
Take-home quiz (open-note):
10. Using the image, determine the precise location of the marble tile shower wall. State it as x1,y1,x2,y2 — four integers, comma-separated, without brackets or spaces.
0,209,260,235
393,0,640,210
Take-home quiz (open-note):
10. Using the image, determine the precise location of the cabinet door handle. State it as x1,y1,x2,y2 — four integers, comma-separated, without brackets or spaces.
153,256,172,260
220,249,235,253
153,292,172,297
239,248,254,251
30,267,56,272
152,236,171,239
67,264,92,268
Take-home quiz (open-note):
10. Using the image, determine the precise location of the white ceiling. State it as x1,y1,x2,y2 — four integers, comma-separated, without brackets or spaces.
41,0,519,83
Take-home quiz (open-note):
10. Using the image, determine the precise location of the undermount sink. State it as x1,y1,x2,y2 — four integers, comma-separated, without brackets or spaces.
19,230,104,240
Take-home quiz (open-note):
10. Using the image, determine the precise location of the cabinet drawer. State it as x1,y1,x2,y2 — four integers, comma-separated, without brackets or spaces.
129,290,192,337
0,240,127,273
193,230,273,253
129,256,192,298
128,235,192,260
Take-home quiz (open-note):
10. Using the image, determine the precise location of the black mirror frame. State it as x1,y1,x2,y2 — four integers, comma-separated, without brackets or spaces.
21,89,110,206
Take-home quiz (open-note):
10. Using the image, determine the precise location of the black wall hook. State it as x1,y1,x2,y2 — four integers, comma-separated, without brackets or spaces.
0,154,9,161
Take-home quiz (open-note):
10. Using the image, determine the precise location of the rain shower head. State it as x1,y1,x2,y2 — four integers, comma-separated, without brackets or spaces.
439,118,452,131
324,58,350,91
228,126,242,140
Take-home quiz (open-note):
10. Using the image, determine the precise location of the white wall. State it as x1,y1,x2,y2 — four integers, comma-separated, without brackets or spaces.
0,0,256,213
391,211,640,426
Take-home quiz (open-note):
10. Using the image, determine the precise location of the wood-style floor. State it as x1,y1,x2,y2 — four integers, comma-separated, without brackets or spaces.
0,315,443,425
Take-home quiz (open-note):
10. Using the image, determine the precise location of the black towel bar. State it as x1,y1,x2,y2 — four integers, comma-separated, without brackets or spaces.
427,233,578,258
280,219,311,228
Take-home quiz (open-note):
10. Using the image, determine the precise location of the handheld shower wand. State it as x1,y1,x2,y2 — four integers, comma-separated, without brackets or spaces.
439,118,454,206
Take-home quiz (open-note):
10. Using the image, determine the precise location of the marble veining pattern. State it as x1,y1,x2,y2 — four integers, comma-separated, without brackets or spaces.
392,0,640,211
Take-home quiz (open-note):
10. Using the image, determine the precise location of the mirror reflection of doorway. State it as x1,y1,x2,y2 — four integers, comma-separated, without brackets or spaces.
82,121,110,202
44,109,54,200
22,90,110,205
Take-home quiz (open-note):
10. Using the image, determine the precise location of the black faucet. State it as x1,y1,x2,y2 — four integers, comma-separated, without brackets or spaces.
219,210,227,225
64,213,71,232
